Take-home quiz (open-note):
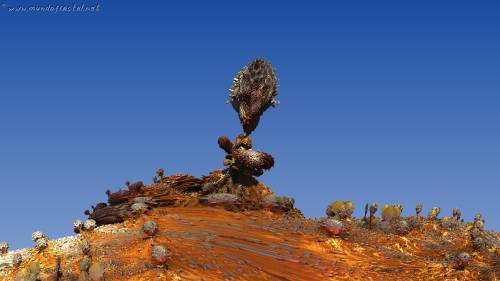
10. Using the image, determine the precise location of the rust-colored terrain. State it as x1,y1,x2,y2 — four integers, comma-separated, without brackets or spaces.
1,60,498,280
0,172,499,281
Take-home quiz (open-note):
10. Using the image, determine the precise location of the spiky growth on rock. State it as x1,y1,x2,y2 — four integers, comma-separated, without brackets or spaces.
151,245,169,267
428,207,441,220
81,239,91,255
274,196,295,212
156,167,165,179
452,208,462,220
474,214,485,230
84,219,97,231
73,219,84,233
416,204,423,217
320,218,347,236
32,231,46,242
142,221,158,237
326,201,355,220
35,238,48,251
0,241,8,255
368,202,378,229
231,149,274,176
455,252,471,270
218,134,274,180
229,59,279,135
381,205,402,221
31,231,49,251
12,253,23,267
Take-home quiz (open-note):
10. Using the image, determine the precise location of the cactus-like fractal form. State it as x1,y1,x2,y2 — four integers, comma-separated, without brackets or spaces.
229,59,279,136
217,59,279,183
218,134,274,178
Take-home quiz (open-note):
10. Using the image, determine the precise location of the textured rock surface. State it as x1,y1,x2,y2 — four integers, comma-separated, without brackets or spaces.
1,205,498,280
0,172,498,280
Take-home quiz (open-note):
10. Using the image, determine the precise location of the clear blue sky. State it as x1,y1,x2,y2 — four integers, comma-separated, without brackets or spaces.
0,1,498,249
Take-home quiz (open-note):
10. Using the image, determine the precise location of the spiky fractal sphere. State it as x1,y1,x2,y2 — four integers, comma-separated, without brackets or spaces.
231,149,274,176
229,59,279,135
218,134,275,178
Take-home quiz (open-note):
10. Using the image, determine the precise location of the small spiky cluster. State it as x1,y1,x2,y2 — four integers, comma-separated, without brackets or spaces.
0,241,8,254
381,205,403,221
218,134,274,178
326,201,355,220
428,207,441,220
232,149,274,176
229,59,279,136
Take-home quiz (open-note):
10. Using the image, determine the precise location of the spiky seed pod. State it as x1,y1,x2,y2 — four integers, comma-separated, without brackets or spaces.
151,245,169,266
232,149,274,174
35,237,48,251
229,59,279,135
32,231,47,242
218,136,234,154
416,204,423,216
452,208,462,220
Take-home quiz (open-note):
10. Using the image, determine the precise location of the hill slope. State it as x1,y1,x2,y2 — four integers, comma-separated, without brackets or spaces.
0,172,499,281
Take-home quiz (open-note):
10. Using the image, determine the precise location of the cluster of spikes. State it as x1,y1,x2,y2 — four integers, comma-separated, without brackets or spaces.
219,59,279,181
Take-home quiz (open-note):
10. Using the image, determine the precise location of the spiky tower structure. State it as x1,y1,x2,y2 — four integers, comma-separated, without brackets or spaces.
214,59,279,187
229,59,279,136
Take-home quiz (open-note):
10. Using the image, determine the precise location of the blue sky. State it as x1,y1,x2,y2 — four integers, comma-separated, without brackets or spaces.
0,1,499,249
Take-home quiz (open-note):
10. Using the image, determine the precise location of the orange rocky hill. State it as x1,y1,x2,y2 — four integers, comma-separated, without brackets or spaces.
0,170,499,281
